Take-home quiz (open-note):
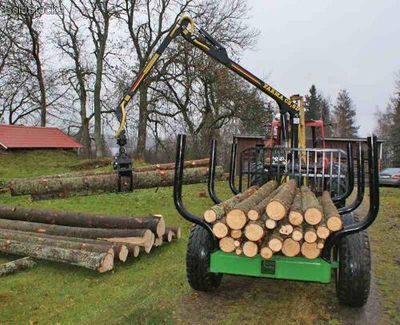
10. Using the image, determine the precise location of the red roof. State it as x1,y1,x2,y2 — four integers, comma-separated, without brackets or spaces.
0,124,83,149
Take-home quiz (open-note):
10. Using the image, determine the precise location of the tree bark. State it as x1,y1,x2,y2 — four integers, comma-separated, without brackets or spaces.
203,185,259,223
0,206,165,237
0,218,153,242
0,229,128,262
266,180,297,220
0,238,114,273
0,257,36,277
9,166,222,200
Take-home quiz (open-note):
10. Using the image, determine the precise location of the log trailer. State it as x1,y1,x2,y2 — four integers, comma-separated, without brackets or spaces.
113,16,380,307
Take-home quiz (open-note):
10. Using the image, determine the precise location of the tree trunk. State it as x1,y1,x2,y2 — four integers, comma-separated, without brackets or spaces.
99,234,155,254
227,181,278,230
9,166,222,200
0,218,153,241
301,186,323,225
134,158,210,173
0,239,114,273
0,229,128,262
136,84,148,160
266,180,297,220
0,257,36,277
203,185,259,223
0,206,165,237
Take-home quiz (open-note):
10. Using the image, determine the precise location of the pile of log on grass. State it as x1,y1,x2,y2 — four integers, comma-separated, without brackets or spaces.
0,206,180,274
205,180,343,260
5,158,219,200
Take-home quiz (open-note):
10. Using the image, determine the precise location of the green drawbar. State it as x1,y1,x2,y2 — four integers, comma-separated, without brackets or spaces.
210,251,338,283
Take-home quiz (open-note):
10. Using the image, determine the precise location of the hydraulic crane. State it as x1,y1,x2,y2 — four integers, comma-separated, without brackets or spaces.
113,15,301,190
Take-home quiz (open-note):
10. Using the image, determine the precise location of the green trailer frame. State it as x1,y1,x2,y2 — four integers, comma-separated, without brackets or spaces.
210,251,337,283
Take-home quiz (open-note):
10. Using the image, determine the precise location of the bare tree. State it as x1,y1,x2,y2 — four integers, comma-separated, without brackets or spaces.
70,0,121,157
53,0,94,157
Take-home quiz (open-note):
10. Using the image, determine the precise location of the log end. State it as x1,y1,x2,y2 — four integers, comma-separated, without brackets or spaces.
327,216,343,232
243,241,258,258
282,238,300,257
304,208,323,225
226,209,247,230
316,226,330,239
244,223,264,242
204,210,217,223
118,246,129,262
155,216,166,238
247,210,260,221
131,246,140,257
301,242,321,259
230,229,242,239
291,228,303,241
219,237,235,253
97,249,114,273
288,211,303,226
265,219,277,230
212,222,228,239
260,246,273,260
304,231,317,243
268,238,283,252
266,201,286,221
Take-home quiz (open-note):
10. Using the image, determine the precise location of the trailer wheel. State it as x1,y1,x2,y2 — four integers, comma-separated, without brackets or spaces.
335,213,371,307
186,224,222,292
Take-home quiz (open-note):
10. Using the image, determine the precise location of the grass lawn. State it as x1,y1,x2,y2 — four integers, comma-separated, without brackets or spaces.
0,150,399,324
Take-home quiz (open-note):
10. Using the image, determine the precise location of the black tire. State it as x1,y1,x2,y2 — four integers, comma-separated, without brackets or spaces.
335,213,371,307
186,224,222,292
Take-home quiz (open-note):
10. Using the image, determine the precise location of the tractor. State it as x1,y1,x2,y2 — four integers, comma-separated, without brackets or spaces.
112,16,379,307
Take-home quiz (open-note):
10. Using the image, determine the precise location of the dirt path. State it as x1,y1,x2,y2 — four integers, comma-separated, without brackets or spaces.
175,193,383,324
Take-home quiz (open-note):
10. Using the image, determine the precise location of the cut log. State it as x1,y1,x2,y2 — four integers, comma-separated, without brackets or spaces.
234,240,241,248
165,226,181,239
0,229,128,262
268,230,284,252
278,220,294,235
260,246,273,260
0,218,153,242
301,242,321,259
0,239,114,273
162,230,173,243
6,159,211,188
0,206,165,237
316,239,325,249
154,237,163,247
282,238,301,257
219,237,235,253
212,218,229,239
235,247,243,256
301,186,323,225
316,224,330,239
320,191,343,231
203,186,259,223
247,187,279,221
131,245,140,257
242,241,258,257
266,180,297,220
288,189,303,226
265,218,277,230
0,228,130,262
0,257,36,277
303,225,317,243
9,166,222,200
230,229,242,239
99,233,155,254
291,227,303,242
244,221,265,241
227,181,278,229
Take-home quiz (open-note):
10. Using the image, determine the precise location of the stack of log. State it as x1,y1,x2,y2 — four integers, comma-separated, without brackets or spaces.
0,206,181,274
205,180,343,260
5,158,220,200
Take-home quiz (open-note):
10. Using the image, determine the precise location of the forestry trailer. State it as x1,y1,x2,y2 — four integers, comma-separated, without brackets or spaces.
114,16,380,307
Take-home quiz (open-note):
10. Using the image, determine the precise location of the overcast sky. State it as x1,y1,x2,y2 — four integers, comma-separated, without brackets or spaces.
240,0,400,136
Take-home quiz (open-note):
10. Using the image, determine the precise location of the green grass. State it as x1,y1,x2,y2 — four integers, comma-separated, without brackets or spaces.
0,150,398,324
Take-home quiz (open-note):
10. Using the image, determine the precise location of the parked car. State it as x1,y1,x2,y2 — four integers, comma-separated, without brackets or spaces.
379,168,400,187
